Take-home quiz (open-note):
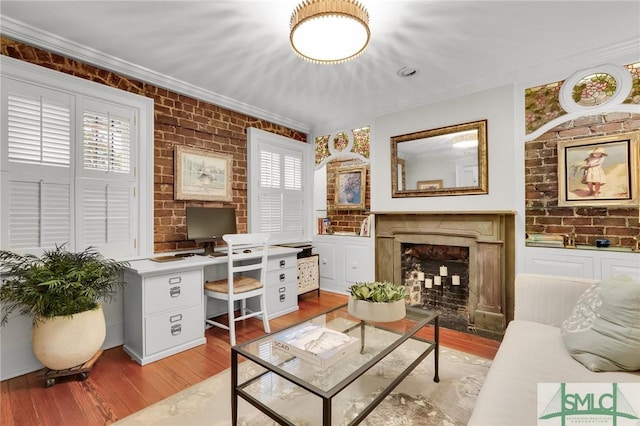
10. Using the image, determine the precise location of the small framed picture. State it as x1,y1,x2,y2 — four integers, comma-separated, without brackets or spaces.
175,146,233,201
417,179,444,190
557,132,639,207
335,165,367,210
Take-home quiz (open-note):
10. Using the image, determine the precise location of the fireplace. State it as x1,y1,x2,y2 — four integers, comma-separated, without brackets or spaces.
402,243,472,332
375,212,516,337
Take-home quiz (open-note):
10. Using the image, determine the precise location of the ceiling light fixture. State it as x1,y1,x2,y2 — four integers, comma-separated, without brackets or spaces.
290,0,370,64
451,133,478,149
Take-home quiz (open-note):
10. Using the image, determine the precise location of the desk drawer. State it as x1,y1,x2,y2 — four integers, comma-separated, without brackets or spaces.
267,255,296,272
144,269,202,315
266,267,296,288
266,280,297,315
145,304,203,355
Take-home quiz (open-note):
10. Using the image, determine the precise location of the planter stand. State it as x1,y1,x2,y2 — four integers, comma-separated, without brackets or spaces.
38,349,103,388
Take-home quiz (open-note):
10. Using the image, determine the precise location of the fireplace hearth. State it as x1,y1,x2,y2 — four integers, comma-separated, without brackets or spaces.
375,212,516,338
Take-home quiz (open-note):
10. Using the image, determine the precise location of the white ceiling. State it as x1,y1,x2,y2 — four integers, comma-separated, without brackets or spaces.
1,1,639,133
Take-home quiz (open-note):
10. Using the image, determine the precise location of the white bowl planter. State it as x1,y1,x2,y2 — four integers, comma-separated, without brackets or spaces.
32,305,106,370
347,297,407,323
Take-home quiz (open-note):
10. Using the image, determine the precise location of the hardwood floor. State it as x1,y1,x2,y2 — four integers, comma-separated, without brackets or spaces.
1,291,501,425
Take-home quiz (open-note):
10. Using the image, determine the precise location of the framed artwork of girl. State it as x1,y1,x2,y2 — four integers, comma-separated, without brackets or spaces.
557,134,638,207
581,147,607,197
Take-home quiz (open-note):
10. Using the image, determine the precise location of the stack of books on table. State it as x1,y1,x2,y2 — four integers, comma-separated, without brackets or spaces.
272,322,360,368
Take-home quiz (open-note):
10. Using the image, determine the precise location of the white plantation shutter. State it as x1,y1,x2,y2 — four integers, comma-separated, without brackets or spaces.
82,110,131,174
77,100,136,255
257,145,304,240
7,91,71,168
8,179,71,250
77,180,133,256
259,193,283,233
260,150,280,188
284,155,302,190
80,99,133,179
2,76,138,255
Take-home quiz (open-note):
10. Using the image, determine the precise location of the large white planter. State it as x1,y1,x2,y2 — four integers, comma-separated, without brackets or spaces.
32,305,106,370
347,297,406,323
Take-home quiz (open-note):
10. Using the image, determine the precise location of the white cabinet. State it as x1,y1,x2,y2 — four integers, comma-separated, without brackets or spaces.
254,253,299,318
313,235,374,294
524,246,640,280
124,266,206,365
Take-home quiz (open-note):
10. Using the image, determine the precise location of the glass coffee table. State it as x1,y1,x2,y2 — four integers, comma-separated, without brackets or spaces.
231,304,439,425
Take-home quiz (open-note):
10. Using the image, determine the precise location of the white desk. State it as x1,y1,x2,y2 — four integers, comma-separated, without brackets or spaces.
123,246,300,365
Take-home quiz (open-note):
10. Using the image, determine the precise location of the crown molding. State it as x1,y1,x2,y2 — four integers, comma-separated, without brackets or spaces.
0,16,311,134
315,37,640,131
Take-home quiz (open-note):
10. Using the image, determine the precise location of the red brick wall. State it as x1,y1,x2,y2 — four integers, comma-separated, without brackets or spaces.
326,159,370,234
1,36,308,253
525,112,640,248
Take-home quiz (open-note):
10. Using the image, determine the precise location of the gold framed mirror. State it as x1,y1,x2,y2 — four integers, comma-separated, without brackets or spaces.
391,120,488,197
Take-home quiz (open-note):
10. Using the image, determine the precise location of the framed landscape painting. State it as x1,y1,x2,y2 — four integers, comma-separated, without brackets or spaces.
557,132,639,207
174,146,233,201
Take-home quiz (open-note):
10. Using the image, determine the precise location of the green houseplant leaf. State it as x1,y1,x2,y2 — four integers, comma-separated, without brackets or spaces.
348,281,408,303
0,244,129,325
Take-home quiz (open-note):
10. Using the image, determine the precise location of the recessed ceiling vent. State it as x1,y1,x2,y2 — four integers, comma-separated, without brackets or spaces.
397,67,419,78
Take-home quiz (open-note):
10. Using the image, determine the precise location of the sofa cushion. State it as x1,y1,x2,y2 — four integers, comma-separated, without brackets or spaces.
468,320,639,426
560,275,640,372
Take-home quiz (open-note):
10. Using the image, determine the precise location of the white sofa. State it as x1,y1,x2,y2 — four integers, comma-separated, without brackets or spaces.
468,273,640,426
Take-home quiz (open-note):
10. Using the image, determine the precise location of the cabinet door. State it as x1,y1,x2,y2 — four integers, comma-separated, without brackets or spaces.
601,257,640,280
315,242,336,280
524,248,593,278
345,243,374,284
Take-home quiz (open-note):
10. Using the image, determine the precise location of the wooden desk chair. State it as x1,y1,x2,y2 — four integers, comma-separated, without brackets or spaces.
203,233,270,346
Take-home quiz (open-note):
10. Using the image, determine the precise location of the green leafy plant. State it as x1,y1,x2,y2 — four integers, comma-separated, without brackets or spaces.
348,281,408,303
0,245,129,325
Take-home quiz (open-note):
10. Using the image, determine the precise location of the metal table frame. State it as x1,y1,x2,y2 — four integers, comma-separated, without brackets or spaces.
231,304,439,425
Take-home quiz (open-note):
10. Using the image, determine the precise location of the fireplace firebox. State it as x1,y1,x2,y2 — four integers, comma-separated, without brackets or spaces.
375,212,516,338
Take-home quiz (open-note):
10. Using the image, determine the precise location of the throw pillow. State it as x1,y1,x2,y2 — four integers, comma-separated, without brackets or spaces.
560,275,640,372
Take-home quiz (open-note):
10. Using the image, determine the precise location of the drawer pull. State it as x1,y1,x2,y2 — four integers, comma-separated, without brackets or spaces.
279,260,286,268
279,294,286,302
278,286,286,293
169,286,181,297
169,277,182,285
279,273,286,282
171,324,182,336
169,314,183,323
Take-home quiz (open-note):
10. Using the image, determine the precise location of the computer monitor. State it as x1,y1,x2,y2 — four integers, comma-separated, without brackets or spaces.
186,207,237,256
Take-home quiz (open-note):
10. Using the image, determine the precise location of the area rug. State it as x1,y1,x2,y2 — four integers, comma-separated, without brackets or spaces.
115,345,491,426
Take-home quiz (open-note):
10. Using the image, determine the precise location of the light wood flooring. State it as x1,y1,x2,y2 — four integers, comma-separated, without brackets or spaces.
1,291,501,425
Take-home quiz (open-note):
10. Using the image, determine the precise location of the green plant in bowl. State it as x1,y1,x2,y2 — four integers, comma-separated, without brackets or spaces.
348,281,408,322
348,281,408,303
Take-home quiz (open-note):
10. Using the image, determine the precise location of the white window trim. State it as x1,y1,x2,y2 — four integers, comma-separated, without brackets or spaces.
0,56,154,258
247,127,313,244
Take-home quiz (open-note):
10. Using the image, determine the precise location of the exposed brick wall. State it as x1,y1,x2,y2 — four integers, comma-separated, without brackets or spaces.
326,159,370,234
1,36,308,253
525,112,640,248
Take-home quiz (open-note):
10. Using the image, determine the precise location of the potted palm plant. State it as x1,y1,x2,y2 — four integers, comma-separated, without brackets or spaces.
0,245,128,370
347,281,409,322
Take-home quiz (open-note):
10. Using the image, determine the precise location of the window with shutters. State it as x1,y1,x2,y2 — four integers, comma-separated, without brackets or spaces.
1,61,150,258
247,128,312,244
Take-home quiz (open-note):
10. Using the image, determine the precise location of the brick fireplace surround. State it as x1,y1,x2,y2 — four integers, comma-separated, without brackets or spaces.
375,212,516,337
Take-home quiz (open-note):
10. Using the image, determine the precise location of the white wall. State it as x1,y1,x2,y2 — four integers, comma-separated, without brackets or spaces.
371,84,517,213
